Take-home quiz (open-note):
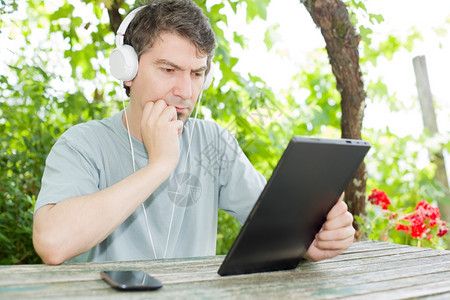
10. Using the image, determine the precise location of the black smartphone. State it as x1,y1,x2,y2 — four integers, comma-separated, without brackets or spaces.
100,270,163,291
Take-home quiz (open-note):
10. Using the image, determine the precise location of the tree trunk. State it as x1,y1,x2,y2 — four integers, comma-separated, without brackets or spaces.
107,0,125,34
301,0,367,238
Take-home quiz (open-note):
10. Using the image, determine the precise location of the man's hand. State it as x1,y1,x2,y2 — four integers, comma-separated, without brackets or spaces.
141,100,184,174
305,195,355,261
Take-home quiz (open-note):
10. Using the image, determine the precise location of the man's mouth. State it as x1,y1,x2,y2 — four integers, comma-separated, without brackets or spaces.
175,106,186,112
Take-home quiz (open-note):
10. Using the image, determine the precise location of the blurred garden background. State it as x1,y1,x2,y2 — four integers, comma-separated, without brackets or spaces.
1,0,449,264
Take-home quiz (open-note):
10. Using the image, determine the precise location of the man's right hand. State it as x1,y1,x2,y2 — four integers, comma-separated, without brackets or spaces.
140,100,184,175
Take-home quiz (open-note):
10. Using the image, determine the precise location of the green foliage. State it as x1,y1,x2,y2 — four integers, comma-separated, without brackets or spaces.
1,0,119,264
346,2,450,249
344,0,384,45
0,0,18,15
0,49,114,263
289,51,341,134
216,209,241,255
358,129,450,249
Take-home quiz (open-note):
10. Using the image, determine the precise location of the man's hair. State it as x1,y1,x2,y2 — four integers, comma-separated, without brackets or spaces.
122,0,216,96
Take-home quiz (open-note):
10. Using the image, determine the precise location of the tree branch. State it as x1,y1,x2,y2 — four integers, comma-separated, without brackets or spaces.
107,0,125,34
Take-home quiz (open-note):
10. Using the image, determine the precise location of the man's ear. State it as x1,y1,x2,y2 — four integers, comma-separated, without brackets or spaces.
124,80,133,87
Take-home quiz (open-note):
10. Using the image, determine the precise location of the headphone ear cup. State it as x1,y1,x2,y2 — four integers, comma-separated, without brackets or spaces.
109,45,139,81
202,63,214,90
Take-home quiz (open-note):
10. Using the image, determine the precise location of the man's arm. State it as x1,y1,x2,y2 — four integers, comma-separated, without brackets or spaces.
33,101,183,265
304,195,355,261
33,163,170,265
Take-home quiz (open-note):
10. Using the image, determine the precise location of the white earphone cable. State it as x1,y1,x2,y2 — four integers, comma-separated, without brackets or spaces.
163,90,203,258
121,83,203,259
121,84,158,259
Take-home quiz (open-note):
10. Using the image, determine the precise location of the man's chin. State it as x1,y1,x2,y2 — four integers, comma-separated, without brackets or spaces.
177,115,188,137
177,113,189,125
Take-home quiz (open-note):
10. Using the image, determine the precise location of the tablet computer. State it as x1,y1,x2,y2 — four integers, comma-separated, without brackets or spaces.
217,136,370,276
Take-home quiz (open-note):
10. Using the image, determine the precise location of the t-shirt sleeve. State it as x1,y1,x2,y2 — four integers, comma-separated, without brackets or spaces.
216,128,266,224
34,130,100,213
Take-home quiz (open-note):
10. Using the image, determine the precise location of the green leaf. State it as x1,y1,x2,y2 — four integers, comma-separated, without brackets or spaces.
245,0,269,23
264,23,279,51
404,28,422,52
369,13,384,25
359,25,373,44
72,16,83,28
233,32,247,49
353,0,367,12
49,3,74,21
210,3,227,26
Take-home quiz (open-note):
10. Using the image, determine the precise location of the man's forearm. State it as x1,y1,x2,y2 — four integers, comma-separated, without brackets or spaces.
33,162,170,265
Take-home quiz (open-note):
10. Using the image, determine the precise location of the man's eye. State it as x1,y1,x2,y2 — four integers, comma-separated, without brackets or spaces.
192,72,203,77
163,68,174,73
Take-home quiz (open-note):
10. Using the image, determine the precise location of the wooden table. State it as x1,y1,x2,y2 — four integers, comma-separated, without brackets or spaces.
1,240,450,299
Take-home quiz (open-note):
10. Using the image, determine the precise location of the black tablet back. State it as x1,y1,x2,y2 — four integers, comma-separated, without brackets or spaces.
217,136,370,276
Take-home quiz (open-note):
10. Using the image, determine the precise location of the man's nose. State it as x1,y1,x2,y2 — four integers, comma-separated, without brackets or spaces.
173,72,192,100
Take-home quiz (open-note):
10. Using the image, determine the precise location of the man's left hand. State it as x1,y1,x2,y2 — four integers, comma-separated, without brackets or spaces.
305,195,355,261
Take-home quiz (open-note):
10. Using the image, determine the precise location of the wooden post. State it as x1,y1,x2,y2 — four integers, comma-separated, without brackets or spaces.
412,55,450,223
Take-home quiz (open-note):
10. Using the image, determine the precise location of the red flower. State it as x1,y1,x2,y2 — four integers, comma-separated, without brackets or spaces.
368,189,391,210
395,200,449,240
437,227,448,237
437,221,449,237
395,223,409,233
369,188,449,241
415,200,440,227
407,213,427,239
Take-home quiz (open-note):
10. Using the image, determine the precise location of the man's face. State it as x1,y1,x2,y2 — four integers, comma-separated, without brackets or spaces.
125,32,208,124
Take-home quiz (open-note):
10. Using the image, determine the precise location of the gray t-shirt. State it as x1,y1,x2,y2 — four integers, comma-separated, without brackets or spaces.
35,111,266,263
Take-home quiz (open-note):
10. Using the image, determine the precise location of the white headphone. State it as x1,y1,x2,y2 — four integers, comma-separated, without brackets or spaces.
109,6,214,90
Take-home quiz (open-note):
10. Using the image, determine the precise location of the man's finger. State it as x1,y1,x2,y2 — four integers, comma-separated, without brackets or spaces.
174,120,184,136
160,105,178,122
316,223,355,242
141,101,155,123
326,197,348,220
148,100,168,121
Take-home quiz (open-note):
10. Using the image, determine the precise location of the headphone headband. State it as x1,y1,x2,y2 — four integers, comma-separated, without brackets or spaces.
109,5,214,90
115,6,145,48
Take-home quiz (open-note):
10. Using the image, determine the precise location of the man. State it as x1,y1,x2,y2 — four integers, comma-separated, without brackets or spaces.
33,0,355,265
